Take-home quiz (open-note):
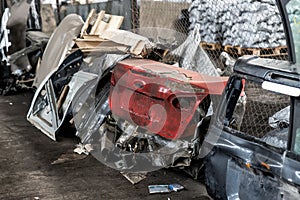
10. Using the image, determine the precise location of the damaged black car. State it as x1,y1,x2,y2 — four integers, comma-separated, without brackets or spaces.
202,0,300,198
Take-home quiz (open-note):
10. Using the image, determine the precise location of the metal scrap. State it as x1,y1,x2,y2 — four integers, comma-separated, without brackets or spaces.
202,55,300,199
269,106,290,129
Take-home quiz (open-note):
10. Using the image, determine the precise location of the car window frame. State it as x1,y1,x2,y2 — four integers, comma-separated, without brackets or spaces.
276,0,297,63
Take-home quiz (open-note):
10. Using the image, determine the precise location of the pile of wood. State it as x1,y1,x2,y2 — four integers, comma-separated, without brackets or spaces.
74,9,153,56
189,0,286,48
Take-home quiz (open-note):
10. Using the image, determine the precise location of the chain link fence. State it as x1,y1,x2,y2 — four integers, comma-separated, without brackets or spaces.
137,0,190,33
231,80,290,149
129,0,289,73
189,0,288,65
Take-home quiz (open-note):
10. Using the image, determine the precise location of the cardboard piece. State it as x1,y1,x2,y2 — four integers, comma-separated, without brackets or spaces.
101,29,153,55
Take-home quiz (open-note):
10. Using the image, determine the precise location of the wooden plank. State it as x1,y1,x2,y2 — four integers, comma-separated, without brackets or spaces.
274,46,288,55
106,15,124,30
95,14,124,36
56,85,69,112
90,10,106,35
75,38,126,49
82,34,102,40
80,9,96,38
70,46,129,54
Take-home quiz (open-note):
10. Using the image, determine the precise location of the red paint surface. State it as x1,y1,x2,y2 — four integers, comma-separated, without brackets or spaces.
109,59,228,139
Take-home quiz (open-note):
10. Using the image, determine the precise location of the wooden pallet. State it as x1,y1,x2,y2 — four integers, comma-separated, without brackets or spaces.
260,46,288,58
224,45,288,57
200,42,222,50
224,45,242,55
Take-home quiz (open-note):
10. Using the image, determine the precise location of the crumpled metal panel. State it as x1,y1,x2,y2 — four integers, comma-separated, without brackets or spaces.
6,0,30,73
74,54,131,143
203,129,300,199
77,117,193,172
262,128,288,149
265,104,290,149
27,14,84,139
27,70,98,140
27,50,85,140
33,14,84,88
109,58,228,139
73,54,194,171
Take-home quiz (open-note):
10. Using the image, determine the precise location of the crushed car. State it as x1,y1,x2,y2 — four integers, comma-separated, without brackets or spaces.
202,55,300,199
201,0,300,198
25,0,300,199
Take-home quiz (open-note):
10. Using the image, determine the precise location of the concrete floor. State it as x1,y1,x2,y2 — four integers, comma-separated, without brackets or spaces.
0,92,211,200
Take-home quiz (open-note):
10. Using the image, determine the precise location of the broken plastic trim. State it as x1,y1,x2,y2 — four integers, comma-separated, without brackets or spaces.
262,81,300,97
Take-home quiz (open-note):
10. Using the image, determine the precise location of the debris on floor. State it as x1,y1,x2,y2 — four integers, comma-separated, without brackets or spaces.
73,143,93,155
168,183,185,192
120,172,147,185
148,183,185,194
148,185,170,194
51,150,87,165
